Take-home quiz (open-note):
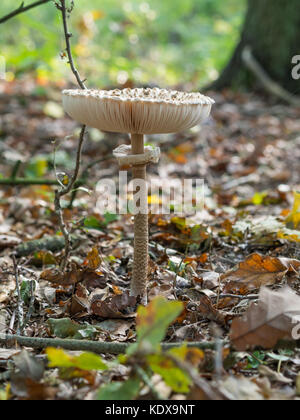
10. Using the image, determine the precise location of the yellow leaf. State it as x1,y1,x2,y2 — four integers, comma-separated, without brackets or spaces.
91,10,104,20
148,194,162,205
84,247,102,270
286,191,300,229
278,229,300,243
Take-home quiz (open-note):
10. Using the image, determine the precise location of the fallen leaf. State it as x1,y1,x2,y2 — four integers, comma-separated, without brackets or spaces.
40,266,83,286
0,348,21,360
221,254,300,294
0,235,22,249
91,292,136,319
0,256,15,303
83,247,102,270
230,287,300,350
48,318,97,340
219,376,263,400
136,297,183,348
196,295,226,325
46,348,107,370
285,191,300,229
10,351,55,400
258,365,292,384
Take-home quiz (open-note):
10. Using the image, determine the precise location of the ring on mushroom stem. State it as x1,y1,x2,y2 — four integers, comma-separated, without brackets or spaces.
62,87,214,303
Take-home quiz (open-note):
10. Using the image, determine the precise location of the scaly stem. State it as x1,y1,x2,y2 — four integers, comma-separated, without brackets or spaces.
130,134,148,302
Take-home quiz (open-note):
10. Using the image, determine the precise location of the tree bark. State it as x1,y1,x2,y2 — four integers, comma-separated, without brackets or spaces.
212,0,300,93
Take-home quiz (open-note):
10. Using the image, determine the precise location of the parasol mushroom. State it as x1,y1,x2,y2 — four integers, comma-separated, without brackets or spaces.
62,87,214,302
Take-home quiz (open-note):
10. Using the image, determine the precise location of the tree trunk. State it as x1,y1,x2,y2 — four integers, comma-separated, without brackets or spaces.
212,0,300,93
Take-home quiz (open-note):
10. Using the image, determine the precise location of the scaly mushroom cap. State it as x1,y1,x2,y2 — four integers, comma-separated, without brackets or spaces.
62,88,214,135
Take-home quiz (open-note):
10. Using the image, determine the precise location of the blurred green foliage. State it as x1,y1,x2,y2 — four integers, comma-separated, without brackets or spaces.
0,0,246,88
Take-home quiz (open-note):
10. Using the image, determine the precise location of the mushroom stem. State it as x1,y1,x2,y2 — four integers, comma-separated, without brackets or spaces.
130,133,148,301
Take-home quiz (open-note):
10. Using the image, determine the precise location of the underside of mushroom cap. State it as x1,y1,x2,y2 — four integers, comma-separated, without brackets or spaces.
62,88,214,135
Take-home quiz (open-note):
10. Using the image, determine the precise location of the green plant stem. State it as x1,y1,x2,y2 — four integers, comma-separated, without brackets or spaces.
134,366,164,400
11,160,22,179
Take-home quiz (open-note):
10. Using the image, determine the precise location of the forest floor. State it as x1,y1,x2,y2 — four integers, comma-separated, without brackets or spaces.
1,78,300,400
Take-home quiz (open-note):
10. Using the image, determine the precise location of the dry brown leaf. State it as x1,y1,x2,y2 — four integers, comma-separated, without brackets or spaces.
221,253,300,294
196,295,227,326
83,247,102,270
218,376,264,400
258,365,292,384
90,291,136,318
0,348,21,360
199,271,220,289
0,256,15,303
0,235,22,249
40,266,84,286
230,286,300,350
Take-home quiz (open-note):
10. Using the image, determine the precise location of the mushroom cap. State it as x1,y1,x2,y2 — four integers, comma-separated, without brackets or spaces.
62,88,214,135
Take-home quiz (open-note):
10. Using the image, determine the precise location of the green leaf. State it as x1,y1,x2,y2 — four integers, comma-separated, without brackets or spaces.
84,216,103,230
136,297,183,349
25,156,48,178
47,318,97,340
102,212,118,227
246,351,266,369
147,354,191,393
97,378,140,401
0,388,7,401
84,213,118,231
46,348,107,371
252,192,268,206
168,256,186,274
47,348,75,369
267,351,293,362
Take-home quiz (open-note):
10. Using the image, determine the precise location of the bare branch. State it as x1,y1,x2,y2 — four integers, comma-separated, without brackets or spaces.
0,333,220,354
54,126,86,271
0,0,51,25
58,0,86,89
242,46,300,107
53,1,88,271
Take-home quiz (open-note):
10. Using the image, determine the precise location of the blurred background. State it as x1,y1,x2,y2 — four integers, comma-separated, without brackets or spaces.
0,0,299,286
0,0,246,89
0,0,299,240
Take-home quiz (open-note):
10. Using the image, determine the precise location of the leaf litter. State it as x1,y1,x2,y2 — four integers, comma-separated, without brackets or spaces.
1,80,300,399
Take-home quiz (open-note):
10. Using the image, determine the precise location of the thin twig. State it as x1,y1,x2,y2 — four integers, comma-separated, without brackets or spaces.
0,178,62,186
12,256,23,335
54,126,86,271
216,294,259,301
0,0,51,25
0,322,16,335
53,0,87,271
242,46,300,107
174,246,188,300
56,0,86,89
